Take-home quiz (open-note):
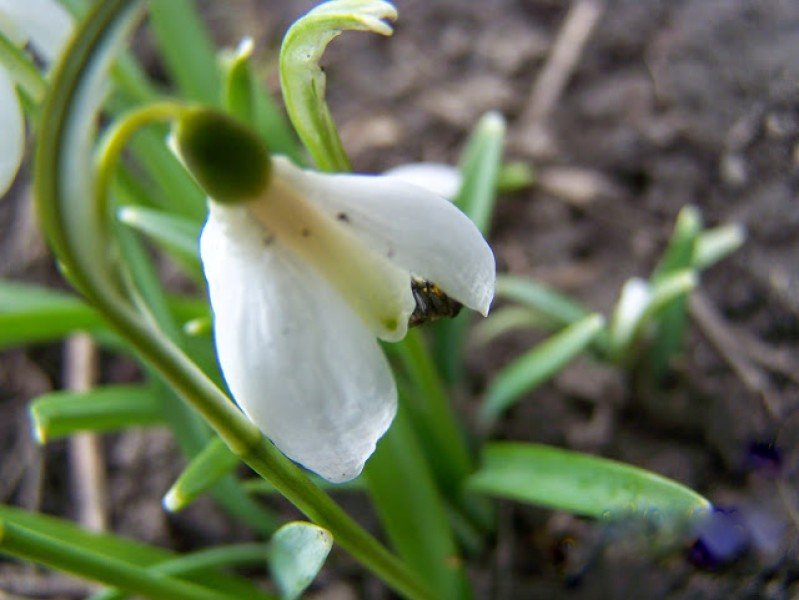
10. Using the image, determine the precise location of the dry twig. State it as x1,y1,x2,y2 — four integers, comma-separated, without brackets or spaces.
64,334,108,532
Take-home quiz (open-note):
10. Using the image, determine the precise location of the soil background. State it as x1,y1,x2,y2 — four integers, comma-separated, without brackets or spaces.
1,0,798,598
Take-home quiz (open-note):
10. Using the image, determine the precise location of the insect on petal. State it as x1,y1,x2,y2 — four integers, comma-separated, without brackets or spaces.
274,157,496,316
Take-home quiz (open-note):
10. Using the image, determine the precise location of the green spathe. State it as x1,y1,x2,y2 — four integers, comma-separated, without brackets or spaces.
174,108,271,204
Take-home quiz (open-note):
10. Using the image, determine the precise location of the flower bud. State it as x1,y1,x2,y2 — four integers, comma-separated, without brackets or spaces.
173,108,271,204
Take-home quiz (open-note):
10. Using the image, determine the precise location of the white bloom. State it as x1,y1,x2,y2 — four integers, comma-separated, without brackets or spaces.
0,0,72,196
199,154,494,482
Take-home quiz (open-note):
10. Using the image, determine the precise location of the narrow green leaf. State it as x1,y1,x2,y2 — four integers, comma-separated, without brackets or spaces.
30,384,162,442
692,223,746,271
0,280,207,348
0,32,47,101
433,111,506,383
496,161,536,193
644,206,703,379
164,437,240,512
473,306,549,346
454,111,506,235
148,0,220,104
0,520,238,600
652,206,702,282
117,205,202,277
222,38,257,124
279,0,397,172
0,281,102,347
0,505,267,598
495,275,591,329
481,314,605,423
364,402,471,599
222,38,304,164
268,522,333,600
468,443,711,521
90,544,276,600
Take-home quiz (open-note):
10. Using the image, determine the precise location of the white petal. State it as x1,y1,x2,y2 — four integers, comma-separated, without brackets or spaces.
0,70,23,197
383,162,462,200
247,174,415,342
274,157,496,315
0,0,73,62
201,204,397,483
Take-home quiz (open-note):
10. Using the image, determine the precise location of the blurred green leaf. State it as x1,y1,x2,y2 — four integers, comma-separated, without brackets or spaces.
268,522,333,600
0,519,241,600
30,384,163,442
652,206,702,283
481,314,605,423
364,401,471,599
692,223,746,270
148,0,220,104
0,281,208,349
90,544,276,600
221,38,304,164
496,161,535,193
0,505,268,598
473,306,550,346
0,32,47,101
468,443,711,521
495,275,591,329
117,205,202,279
164,437,241,513
454,111,506,235
0,281,102,348
434,112,506,383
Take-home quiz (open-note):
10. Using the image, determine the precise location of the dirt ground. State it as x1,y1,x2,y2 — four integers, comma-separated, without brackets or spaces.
1,0,798,598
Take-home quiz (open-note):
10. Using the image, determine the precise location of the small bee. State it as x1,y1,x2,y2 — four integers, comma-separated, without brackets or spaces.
408,276,462,327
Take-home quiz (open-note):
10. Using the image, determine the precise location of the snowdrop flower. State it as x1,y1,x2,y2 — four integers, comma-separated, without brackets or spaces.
174,109,494,482
0,0,72,196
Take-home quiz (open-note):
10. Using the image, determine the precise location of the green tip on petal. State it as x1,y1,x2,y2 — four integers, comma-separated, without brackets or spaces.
173,108,271,204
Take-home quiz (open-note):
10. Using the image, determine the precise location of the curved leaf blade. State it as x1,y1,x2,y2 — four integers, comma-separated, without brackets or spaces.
468,443,711,521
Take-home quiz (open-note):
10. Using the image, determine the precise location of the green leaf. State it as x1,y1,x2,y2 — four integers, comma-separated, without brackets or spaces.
0,519,239,600
163,437,241,513
454,111,506,235
30,384,163,442
496,161,536,193
148,0,220,104
117,206,201,277
268,522,333,600
0,280,207,349
0,32,47,101
481,314,606,423
434,111,506,383
652,206,702,283
89,543,277,600
692,223,746,271
364,402,471,599
279,0,397,172
221,38,305,164
473,306,549,346
0,281,103,348
495,275,591,329
468,443,711,521
0,505,269,598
